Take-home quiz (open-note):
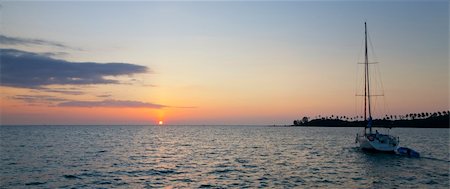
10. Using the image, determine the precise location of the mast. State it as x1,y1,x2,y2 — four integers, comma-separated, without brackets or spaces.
364,22,372,133
364,22,367,131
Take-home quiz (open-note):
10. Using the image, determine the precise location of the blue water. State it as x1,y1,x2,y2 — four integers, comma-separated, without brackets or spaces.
0,126,448,188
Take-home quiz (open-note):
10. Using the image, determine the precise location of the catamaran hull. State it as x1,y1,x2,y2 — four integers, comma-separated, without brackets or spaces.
357,135,398,152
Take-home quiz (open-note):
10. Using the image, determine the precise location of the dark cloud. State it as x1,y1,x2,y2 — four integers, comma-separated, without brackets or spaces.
0,49,149,88
57,100,167,109
11,95,67,105
34,87,85,95
97,94,112,98
11,94,194,109
0,35,81,50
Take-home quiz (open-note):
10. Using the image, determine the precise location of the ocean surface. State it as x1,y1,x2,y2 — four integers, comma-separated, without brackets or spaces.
0,126,448,188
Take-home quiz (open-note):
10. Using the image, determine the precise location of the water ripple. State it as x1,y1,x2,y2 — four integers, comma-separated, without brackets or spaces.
0,126,448,188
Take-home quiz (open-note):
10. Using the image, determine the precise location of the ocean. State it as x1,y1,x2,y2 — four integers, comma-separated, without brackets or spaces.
0,126,448,188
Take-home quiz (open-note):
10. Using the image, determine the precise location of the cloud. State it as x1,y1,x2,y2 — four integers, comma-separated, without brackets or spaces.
39,51,70,57
11,95,67,105
11,94,195,109
0,49,149,88
0,35,81,50
57,100,167,109
97,94,112,98
34,87,85,95
172,106,198,109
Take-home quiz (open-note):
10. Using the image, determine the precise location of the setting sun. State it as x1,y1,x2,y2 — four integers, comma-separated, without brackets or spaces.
158,120,163,125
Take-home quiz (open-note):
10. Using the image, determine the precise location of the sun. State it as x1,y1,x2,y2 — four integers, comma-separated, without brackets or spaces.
158,120,164,125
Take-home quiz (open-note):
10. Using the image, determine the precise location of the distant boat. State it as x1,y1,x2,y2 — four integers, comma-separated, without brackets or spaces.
355,22,399,152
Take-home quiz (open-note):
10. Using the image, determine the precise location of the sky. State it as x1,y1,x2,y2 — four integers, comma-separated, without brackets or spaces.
0,1,448,125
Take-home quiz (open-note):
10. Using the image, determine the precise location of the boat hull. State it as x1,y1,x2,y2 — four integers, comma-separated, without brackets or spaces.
357,134,398,152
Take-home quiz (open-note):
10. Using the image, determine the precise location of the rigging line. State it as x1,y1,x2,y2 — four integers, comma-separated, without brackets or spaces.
355,62,358,117
378,65,391,119
367,31,379,62
373,65,384,118
367,28,386,121
371,97,375,117
357,31,365,67
371,47,391,119
374,63,383,114
383,95,391,119
355,63,363,119
356,90,363,121
372,65,378,118
355,27,366,120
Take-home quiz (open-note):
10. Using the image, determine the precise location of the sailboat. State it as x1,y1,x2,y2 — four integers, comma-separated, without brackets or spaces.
355,22,399,152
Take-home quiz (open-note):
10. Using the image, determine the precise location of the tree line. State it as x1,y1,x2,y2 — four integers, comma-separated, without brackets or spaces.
293,110,450,128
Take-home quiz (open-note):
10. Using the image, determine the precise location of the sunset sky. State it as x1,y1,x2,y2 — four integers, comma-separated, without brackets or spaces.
0,1,448,125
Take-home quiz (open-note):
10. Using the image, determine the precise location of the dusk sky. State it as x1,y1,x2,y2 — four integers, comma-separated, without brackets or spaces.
0,1,448,125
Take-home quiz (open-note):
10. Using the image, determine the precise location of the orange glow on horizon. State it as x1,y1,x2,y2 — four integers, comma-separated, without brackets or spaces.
158,120,164,125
